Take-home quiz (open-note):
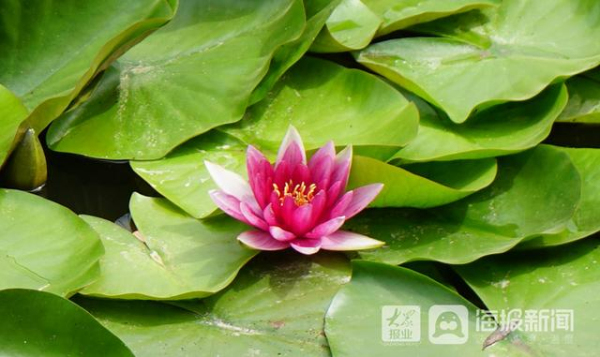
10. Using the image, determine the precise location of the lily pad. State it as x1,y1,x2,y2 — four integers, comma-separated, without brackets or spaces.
0,189,103,296
357,0,600,123
456,239,600,356
311,0,499,52
557,75,600,123
76,252,351,356
519,148,600,249
345,145,581,265
46,0,306,160
131,131,247,219
325,261,528,356
225,56,419,153
0,289,133,357
0,0,176,132
392,84,568,162
0,85,27,167
80,193,258,299
310,0,382,53
250,0,342,104
348,155,497,208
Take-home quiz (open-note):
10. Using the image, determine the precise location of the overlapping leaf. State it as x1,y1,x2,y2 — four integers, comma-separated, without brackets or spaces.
0,289,133,357
519,148,600,249
47,0,306,160
325,261,529,356
345,145,581,265
0,0,176,132
557,73,600,123
392,84,568,162
456,239,600,356
348,156,497,208
357,0,600,123
311,0,499,52
0,189,103,296
80,193,257,299
77,252,350,356
225,56,419,153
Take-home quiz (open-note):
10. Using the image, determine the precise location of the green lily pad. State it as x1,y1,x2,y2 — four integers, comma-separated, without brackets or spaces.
46,0,305,160
310,0,382,53
311,0,499,52
0,289,133,356
0,189,103,296
348,156,497,208
0,85,27,167
345,145,581,265
392,84,568,162
557,75,600,123
0,0,176,132
250,0,342,104
325,261,529,356
357,0,600,123
225,56,419,152
76,252,351,356
80,194,258,299
456,239,600,356
519,148,600,249
131,131,247,219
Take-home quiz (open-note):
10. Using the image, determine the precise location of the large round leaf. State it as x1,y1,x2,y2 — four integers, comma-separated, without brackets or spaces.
0,189,103,296
0,0,176,132
519,148,600,249
348,156,497,208
325,261,528,356
80,193,258,299
455,239,600,356
76,252,351,356
131,131,247,219
0,289,133,357
357,0,600,123
224,56,419,153
46,0,305,160
0,85,27,167
345,145,581,265
392,84,568,162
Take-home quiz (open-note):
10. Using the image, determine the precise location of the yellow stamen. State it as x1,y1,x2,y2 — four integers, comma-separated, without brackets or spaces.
273,180,317,206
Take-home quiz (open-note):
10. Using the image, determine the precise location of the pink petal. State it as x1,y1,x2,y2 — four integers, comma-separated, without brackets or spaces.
269,226,296,242
310,190,327,225
292,164,311,185
263,204,279,226
205,161,253,202
326,181,344,207
290,238,322,255
240,201,269,231
290,203,314,236
309,141,335,187
306,216,346,239
238,230,290,251
276,126,306,167
343,184,383,219
246,146,274,208
331,146,352,190
330,191,353,218
208,190,248,224
280,196,296,227
321,231,385,251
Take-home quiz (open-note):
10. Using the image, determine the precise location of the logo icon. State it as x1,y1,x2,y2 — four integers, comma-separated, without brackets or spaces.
429,305,468,344
382,305,421,343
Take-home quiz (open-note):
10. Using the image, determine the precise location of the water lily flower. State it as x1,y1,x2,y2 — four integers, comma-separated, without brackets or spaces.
205,127,384,255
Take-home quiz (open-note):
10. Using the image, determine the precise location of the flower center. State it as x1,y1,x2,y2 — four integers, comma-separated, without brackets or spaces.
273,180,317,206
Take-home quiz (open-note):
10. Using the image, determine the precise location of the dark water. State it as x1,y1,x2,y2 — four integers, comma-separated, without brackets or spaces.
39,132,159,222
544,122,600,148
